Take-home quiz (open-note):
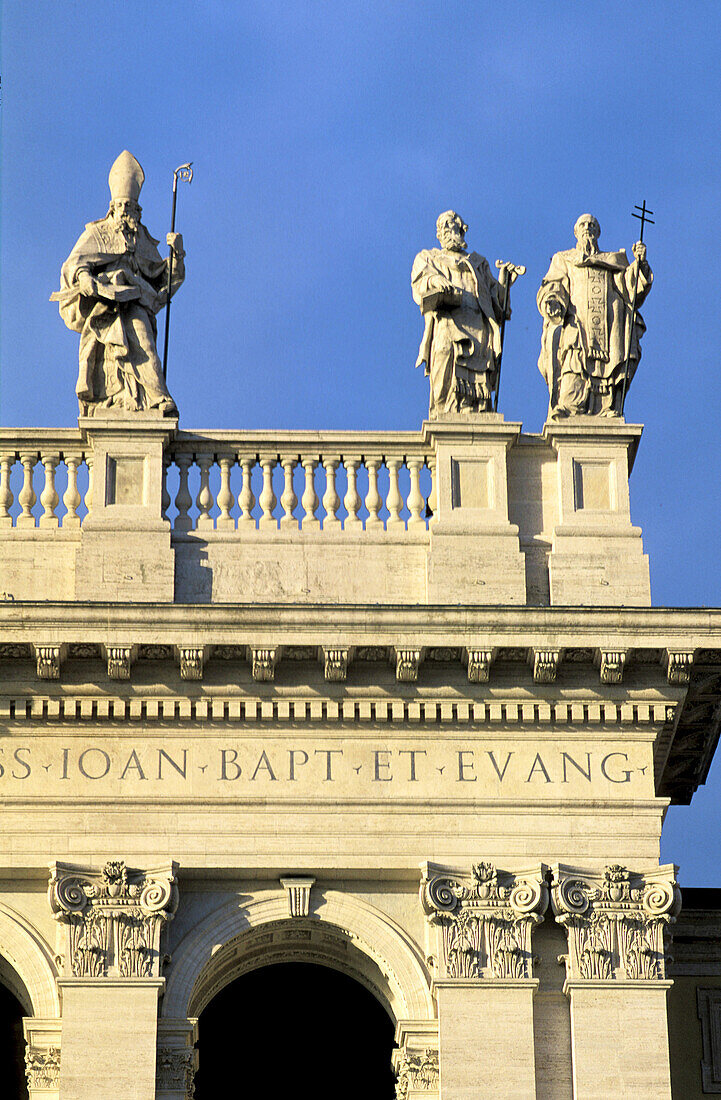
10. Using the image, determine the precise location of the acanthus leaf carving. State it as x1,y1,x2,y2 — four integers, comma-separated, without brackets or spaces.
157,1046,196,1097
48,859,178,978
421,861,548,980
550,863,680,981
25,1046,61,1090
394,1048,439,1097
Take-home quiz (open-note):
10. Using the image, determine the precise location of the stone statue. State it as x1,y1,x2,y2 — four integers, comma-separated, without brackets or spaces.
412,211,522,417
537,214,652,419
51,151,185,416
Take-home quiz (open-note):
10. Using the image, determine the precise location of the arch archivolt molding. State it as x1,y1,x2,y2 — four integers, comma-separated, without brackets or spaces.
163,888,435,1023
0,902,60,1017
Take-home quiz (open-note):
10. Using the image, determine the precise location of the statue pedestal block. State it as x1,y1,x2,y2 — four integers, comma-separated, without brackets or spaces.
75,414,176,602
544,420,651,606
423,416,526,604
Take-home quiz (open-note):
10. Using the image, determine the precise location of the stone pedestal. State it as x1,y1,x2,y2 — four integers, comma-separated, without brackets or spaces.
565,980,673,1099
424,415,526,604
58,978,164,1100
436,980,538,1098
75,413,176,602
544,420,650,606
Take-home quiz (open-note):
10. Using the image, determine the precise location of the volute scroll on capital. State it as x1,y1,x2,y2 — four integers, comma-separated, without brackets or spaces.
420,861,548,981
48,859,179,979
550,863,680,982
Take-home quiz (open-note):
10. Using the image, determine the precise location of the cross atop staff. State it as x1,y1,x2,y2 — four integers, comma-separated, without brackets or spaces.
632,200,654,242
620,200,655,414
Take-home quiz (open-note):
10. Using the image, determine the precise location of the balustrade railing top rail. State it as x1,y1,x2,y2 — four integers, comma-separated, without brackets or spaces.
0,427,435,533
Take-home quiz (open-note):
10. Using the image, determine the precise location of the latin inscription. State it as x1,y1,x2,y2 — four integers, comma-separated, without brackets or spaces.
0,739,651,797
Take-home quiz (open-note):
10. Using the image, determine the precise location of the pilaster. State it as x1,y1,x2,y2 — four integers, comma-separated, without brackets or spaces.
392,1020,440,1099
423,415,526,603
551,862,680,1099
156,1018,198,1100
48,859,179,1100
421,860,548,1098
23,1017,62,1100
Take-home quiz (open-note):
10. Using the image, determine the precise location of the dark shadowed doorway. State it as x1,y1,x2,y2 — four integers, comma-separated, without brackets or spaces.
195,961,396,1099
0,981,29,1100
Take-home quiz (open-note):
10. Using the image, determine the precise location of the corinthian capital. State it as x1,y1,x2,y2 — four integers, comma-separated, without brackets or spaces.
48,859,178,979
420,861,548,980
550,863,680,981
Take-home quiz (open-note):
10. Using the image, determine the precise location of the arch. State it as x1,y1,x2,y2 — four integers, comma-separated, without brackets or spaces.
163,888,434,1023
0,903,59,1017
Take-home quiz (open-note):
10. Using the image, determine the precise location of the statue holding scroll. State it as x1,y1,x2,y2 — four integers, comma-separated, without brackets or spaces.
412,211,523,417
51,151,185,416
537,214,652,419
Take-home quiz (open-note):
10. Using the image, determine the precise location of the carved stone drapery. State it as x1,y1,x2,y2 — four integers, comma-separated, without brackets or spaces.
48,860,178,978
157,1047,196,1098
550,863,680,981
25,1046,61,1090
394,1048,439,1097
421,861,548,980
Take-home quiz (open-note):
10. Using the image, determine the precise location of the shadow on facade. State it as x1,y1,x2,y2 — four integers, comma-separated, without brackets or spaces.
194,961,396,1098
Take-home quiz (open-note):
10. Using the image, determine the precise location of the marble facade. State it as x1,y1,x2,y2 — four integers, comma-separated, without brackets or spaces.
0,403,720,1098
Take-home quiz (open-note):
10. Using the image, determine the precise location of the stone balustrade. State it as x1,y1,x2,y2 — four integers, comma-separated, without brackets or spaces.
0,429,92,530
166,430,434,533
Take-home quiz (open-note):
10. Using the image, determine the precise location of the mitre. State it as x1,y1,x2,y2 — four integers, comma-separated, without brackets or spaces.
108,150,145,202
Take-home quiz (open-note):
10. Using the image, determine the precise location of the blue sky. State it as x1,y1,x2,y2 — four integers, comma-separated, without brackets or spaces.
1,1,720,881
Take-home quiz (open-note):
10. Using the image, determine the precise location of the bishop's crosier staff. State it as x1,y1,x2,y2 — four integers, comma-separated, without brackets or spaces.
162,162,194,381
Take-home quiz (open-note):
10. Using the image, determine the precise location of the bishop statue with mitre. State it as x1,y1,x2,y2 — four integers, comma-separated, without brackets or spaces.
51,150,185,416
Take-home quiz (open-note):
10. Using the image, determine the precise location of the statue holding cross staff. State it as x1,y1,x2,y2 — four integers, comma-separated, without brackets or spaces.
537,209,653,419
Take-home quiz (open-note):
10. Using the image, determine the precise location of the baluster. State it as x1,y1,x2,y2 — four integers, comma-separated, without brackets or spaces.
174,453,193,532
238,455,256,528
322,457,340,529
258,454,277,529
301,458,320,531
385,457,403,526
63,452,82,528
427,455,437,522
195,453,214,529
364,457,382,529
216,453,236,529
38,452,60,528
280,457,299,530
407,457,425,527
161,457,171,522
343,456,362,529
17,452,38,528
85,455,94,518
0,453,15,528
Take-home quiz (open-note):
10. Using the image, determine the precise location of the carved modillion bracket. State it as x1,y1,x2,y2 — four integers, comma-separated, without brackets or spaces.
464,647,496,683
249,647,280,681
596,648,628,684
530,648,561,683
395,647,425,682
664,649,695,685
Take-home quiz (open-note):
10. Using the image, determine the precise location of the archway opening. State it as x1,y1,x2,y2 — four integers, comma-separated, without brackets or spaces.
0,981,29,1100
194,961,396,1098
